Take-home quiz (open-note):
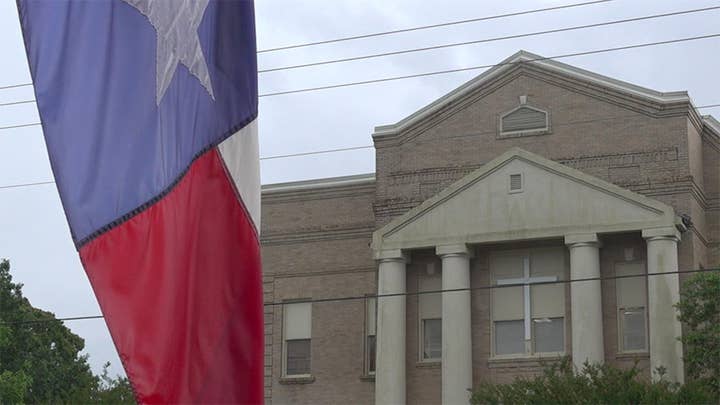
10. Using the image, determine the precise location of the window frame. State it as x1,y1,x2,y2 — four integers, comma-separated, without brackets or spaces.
489,248,567,359
497,104,551,138
282,300,313,378
363,295,377,376
420,317,442,361
417,270,442,363
615,261,649,354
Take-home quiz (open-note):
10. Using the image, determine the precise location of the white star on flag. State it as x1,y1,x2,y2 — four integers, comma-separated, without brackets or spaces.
123,0,215,105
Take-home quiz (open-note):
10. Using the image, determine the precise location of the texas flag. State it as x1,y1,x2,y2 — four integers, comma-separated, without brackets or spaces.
17,0,262,403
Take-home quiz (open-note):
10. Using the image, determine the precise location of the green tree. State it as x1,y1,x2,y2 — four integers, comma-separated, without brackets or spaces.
675,270,720,394
0,258,134,403
92,362,135,403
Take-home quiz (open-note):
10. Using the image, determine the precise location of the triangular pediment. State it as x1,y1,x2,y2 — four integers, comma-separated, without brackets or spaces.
372,148,676,252
372,50,691,140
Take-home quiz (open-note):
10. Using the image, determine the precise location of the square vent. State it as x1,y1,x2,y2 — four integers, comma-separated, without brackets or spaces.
509,173,523,193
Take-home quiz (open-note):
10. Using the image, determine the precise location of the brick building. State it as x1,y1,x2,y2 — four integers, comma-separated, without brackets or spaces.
260,51,720,404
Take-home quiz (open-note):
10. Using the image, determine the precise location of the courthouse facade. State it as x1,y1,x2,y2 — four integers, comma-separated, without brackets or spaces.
260,51,720,404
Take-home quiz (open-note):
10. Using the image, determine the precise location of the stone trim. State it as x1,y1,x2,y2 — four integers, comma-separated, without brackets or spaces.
267,266,376,279
279,376,315,385
373,148,676,252
261,225,374,246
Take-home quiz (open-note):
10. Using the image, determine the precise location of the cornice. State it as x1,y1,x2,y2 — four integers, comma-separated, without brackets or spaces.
262,173,375,204
372,50,707,144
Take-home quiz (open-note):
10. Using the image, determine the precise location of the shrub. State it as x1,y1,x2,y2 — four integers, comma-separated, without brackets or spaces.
470,357,717,405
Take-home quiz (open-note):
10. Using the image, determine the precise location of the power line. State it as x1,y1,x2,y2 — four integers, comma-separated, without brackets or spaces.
0,1,615,94
0,99,35,107
0,145,377,191
259,6,720,73
1,33,718,109
260,144,372,160
2,105,720,192
698,103,720,109
259,32,720,97
0,122,40,131
0,82,32,91
0,180,54,190
256,0,614,53
2,268,717,325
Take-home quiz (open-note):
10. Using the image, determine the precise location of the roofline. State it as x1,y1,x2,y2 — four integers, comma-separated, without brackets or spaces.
261,173,375,194
371,147,676,253
373,50,691,137
703,115,720,137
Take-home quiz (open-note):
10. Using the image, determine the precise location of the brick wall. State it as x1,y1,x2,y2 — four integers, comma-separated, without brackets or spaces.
261,63,719,404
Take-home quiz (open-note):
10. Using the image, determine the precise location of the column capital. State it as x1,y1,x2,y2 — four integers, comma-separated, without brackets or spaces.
642,227,681,242
375,249,410,263
436,243,474,258
565,233,601,248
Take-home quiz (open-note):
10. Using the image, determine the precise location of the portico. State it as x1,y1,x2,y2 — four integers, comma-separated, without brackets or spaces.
372,148,685,405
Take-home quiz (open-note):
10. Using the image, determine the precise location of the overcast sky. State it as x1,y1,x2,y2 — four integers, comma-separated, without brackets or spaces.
0,0,718,378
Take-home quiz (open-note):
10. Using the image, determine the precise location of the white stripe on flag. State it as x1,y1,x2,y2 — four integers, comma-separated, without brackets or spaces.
218,119,260,233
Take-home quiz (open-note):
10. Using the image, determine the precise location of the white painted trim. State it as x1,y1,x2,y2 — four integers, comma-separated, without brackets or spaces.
703,115,720,137
262,173,375,194
373,50,691,138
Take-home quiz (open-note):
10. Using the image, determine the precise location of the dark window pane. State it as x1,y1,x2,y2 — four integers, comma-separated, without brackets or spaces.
534,317,564,353
286,339,311,375
622,308,646,351
367,335,376,373
495,320,524,355
423,319,442,360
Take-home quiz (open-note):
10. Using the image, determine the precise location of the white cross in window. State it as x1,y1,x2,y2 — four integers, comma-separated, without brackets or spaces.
496,256,557,341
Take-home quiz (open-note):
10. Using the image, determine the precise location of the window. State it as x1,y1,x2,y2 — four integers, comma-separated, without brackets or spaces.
499,105,549,138
365,297,377,374
418,271,442,361
423,319,442,359
616,262,648,352
283,302,312,376
491,248,565,357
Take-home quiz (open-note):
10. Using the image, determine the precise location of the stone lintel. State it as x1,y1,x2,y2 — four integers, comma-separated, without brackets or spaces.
642,226,681,241
564,233,600,247
436,244,474,258
375,249,410,263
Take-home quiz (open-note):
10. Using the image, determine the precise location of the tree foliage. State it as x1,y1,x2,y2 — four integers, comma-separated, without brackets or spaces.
675,270,720,394
0,259,135,403
470,358,716,405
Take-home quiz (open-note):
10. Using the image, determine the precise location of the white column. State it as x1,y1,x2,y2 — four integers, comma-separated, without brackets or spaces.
375,250,408,405
436,244,473,405
565,233,604,370
643,227,684,383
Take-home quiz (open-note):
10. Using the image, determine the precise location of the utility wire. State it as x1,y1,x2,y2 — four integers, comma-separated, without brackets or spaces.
0,82,32,91
0,33,718,107
2,105,720,192
259,33,720,97
0,99,35,107
259,6,720,73
1,100,718,113
256,0,614,53
2,268,717,325
0,122,41,131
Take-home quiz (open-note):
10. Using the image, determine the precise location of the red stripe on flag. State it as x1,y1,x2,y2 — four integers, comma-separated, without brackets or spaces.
79,148,263,404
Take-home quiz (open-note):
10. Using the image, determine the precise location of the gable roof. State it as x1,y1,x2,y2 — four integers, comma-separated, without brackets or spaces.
373,50,715,139
372,147,679,253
